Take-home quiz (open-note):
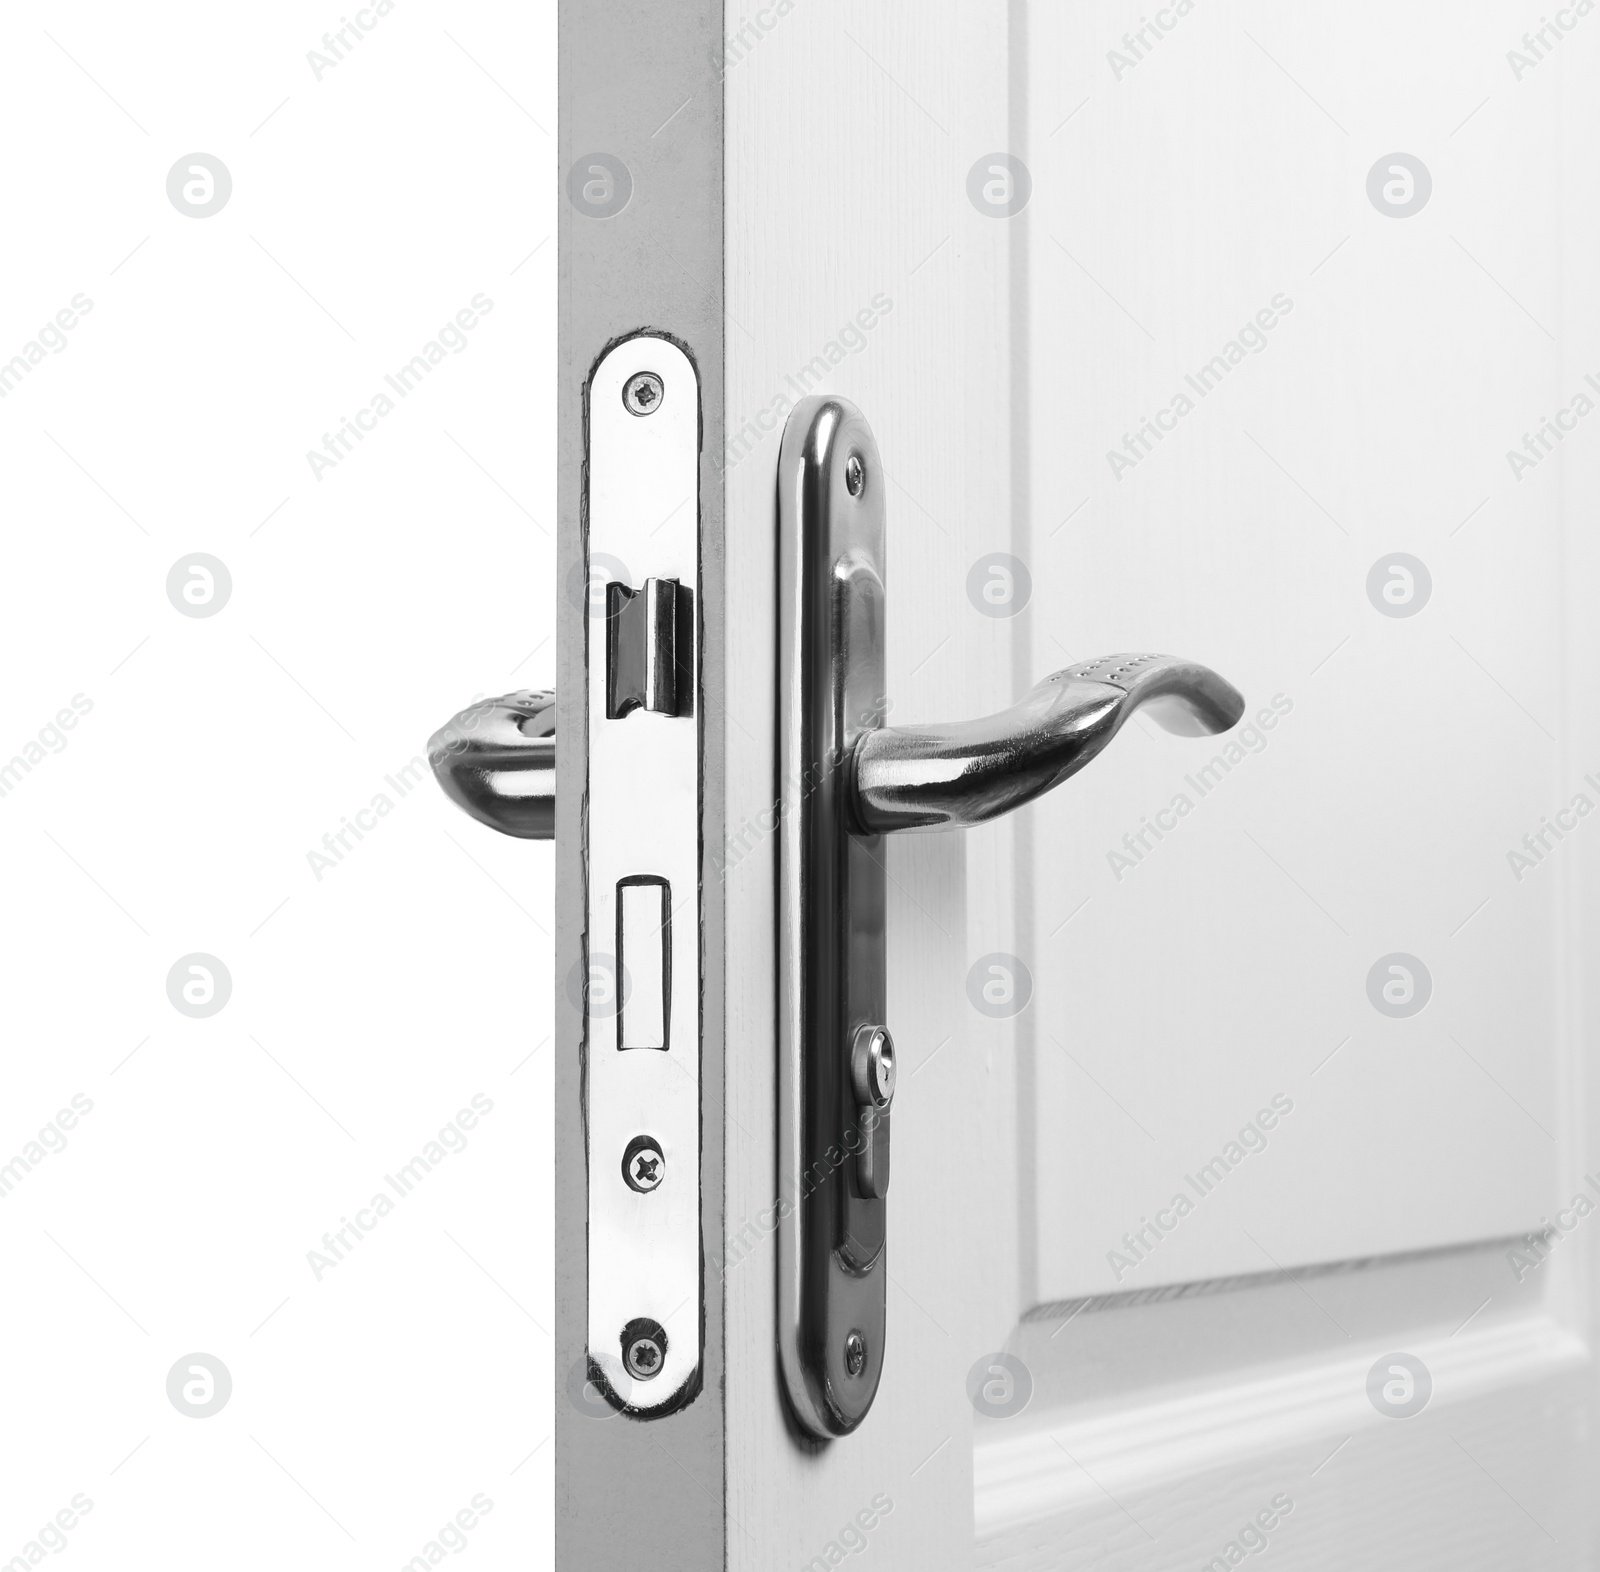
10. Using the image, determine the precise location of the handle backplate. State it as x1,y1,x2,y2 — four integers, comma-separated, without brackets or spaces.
774,396,1244,1439
777,396,890,1438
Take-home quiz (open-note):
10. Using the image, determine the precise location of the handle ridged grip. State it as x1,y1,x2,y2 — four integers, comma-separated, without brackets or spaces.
427,689,556,840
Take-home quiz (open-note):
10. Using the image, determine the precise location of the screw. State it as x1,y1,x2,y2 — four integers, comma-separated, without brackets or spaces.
622,1135,665,1193
844,1330,866,1377
622,1317,668,1381
623,371,664,416
844,453,865,496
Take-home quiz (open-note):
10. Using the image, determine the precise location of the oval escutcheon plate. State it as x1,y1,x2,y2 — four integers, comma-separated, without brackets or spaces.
777,395,891,1438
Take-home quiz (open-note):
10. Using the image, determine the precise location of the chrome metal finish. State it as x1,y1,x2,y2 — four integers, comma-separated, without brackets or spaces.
427,338,700,1421
427,689,556,840
622,1135,665,1194
850,1024,896,1109
854,1103,891,1202
586,334,702,1416
622,370,664,416
853,653,1246,833
607,575,691,719
622,1318,668,1381
777,395,1245,1441
850,1027,894,1202
778,396,890,1439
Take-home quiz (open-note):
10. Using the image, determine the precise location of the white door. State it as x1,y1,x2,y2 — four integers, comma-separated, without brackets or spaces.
705,2,1600,1568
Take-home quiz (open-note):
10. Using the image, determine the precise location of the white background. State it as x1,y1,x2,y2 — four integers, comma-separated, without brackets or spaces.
0,2,557,1567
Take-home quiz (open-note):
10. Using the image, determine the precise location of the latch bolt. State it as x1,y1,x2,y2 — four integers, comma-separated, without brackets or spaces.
607,576,692,719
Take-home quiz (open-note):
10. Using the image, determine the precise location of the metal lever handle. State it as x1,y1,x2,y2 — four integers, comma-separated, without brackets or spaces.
851,653,1245,834
427,689,556,840
774,397,1246,1440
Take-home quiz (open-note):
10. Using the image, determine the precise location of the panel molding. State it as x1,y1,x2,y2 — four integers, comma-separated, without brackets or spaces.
976,1312,1586,1541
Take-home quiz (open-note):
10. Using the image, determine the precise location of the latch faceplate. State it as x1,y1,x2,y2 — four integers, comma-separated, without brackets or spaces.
585,335,701,1413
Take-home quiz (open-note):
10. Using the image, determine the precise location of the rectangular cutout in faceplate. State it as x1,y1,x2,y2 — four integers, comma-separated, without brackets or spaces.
617,877,670,1050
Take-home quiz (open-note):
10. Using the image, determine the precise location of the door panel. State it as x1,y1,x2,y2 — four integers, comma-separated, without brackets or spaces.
719,1,1600,1569
975,1247,1588,1564
1023,0,1566,1298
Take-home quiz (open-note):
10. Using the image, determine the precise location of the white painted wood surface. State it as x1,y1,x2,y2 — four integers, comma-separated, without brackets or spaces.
725,4,1021,1564
1019,0,1569,1304
721,1,1600,1566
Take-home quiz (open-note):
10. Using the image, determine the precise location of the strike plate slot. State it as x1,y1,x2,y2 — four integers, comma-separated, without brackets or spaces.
585,334,701,1415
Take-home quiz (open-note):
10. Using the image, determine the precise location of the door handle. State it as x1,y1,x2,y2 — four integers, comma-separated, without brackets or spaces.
777,395,1245,1438
428,688,556,840
427,392,1244,1440
851,653,1244,834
